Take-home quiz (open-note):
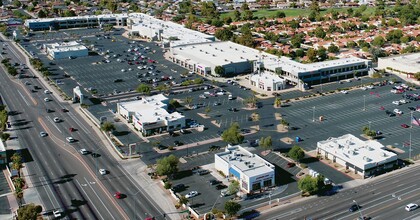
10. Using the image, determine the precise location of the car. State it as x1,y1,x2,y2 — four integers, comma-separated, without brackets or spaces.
99,169,107,175
53,210,62,218
216,184,227,190
114,192,122,199
197,169,210,175
79,149,88,155
66,137,75,143
340,90,348,94
405,203,418,211
53,117,60,123
171,184,185,192
287,162,296,168
408,106,416,111
44,98,51,102
185,191,198,198
121,69,126,72
213,102,221,106
44,90,51,94
61,108,68,112
360,87,367,90
174,140,183,146
401,123,410,128
392,101,401,105
349,204,361,212
400,99,408,104
394,109,403,114
366,85,374,89
209,179,221,185
24,81,30,85
46,108,53,113
39,131,48,137
228,108,237,112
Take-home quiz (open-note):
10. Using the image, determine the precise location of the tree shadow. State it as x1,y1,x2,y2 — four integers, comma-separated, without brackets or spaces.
70,199,87,207
190,203,205,208
274,165,296,185
300,156,319,164
113,130,130,136
173,170,193,180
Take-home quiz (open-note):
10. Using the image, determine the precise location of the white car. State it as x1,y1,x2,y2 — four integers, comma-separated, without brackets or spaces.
53,210,61,218
406,203,418,211
99,169,107,175
390,89,397,94
394,109,403,114
66,137,75,143
39,131,48,137
44,90,51,94
392,101,401,105
53,117,60,123
360,87,367,91
44,98,51,102
399,99,408,104
366,85,374,89
121,69,126,72
185,191,198,198
80,149,88,155
340,90,348,94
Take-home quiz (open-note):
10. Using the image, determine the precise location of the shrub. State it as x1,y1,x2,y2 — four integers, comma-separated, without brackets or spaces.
164,181,172,189
0,132,10,141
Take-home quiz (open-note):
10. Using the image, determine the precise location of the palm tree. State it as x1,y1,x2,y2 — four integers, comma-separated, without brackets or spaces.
184,96,193,108
274,97,282,107
205,107,211,116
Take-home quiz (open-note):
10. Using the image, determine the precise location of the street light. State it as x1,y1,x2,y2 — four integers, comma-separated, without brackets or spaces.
363,95,366,111
353,199,364,219
312,106,316,122
368,121,371,131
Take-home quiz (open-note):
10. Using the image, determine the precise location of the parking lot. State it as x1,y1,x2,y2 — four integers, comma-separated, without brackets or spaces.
278,82,420,158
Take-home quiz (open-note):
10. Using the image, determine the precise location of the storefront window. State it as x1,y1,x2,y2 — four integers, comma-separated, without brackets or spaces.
251,182,261,191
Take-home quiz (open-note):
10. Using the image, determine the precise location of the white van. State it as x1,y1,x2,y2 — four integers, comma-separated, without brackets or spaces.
406,203,418,211
228,95,234,100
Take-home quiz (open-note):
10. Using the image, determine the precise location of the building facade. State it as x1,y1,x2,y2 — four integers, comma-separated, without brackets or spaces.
117,94,185,136
215,145,275,193
378,52,420,79
43,41,88,60
249,72,286,91
317,134,398,178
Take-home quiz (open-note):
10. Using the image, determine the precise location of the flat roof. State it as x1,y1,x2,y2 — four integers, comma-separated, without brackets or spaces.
119,94,184,124
250,71,286,84
25,13,129,24
216,145,275,177
173,41,369,73
378,52,420,73
44,41,87,52
317,134,397,170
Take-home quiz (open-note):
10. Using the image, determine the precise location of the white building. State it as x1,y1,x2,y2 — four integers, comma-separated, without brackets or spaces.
127,13,215,47
249,71,286,91
317,134,398,178
215,145,275,193
43,41,88,60
378,53,420,80
117,94,185,136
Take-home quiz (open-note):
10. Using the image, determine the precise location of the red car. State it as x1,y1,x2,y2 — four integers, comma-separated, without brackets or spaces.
69,127,76,132
114,192,122,199
287,162,296,168
401,124,410,128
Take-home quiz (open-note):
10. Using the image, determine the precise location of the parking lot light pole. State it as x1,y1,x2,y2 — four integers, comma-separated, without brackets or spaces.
363,95,366,111
368,121,371,131
409,111,413,160
353,199,364,219
312,106,315,122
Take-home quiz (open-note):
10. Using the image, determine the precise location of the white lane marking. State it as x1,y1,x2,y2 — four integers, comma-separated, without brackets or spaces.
40,176,61,209
268,208,303,220
68,112,91,134
84,177,115,220
7,43,23,63
46,116,62,133
75,179,104,220
17,91,30,106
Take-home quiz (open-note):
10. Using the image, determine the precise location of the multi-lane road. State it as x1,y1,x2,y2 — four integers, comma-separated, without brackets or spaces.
0,38,166,219
259,164,420,220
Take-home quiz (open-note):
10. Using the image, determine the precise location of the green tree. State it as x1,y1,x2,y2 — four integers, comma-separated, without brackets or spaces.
372,36,386,47
240,3,249,11
233,10,241,21
227,180,240,195
259,136,273,151
307,48,317,62
328,44,339,53
38,9,47,18
274,97,281,107
224,200,241,217
100,121,115,133
310,0,320,12
242,10,253,20
205,106,211,116
386,29,403,44
280,119,289,128
11,153,22,176
276,11,286,18
136,83,151,95
156,155,179,176
17,203,42,220
244,95,258,108
63,10,76,17
314,27,326,39
13,0,22,8
221,122,244,145
288,145,305,162
290,34,304,48
414,72,420,81
214,66,225,76
215,29,233,41
0,132,10,141
298,175,325,195
317,47,327,61
183,96,193,107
